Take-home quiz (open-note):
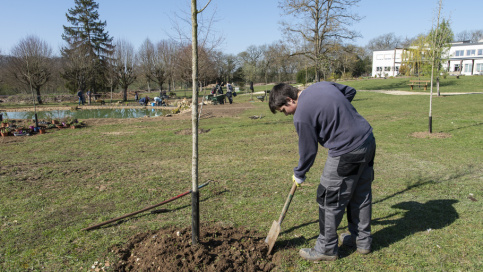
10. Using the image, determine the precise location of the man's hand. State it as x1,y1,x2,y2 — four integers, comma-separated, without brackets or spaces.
293,174,305,187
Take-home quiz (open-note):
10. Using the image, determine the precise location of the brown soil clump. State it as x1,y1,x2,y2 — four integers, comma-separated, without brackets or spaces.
112,223,278,272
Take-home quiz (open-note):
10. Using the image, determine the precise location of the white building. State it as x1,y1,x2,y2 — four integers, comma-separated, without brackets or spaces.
372,40,483,77
372,49,403,77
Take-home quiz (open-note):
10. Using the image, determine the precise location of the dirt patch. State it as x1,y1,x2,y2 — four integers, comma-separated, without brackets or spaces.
175,128,211,135
410,131,452,139
111,223,279,272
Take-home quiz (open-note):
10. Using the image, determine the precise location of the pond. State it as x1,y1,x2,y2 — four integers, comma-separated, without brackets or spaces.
1,108,173,120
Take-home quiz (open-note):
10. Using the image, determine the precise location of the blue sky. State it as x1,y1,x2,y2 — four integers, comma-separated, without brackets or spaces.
1,0,482,56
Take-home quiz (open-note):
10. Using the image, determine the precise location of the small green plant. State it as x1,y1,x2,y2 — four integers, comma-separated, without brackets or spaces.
0,127,11,134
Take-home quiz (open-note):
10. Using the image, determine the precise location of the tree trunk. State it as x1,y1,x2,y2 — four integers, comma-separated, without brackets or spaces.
437,77,440,96
123,87,128,101
35,88,43,104
191,0,200,246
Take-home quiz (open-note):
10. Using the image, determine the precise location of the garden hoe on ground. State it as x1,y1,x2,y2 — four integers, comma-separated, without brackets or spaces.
265,182,298,255
82,181,212,231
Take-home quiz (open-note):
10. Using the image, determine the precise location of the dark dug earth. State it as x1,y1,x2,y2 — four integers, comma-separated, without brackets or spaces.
112,223,282,272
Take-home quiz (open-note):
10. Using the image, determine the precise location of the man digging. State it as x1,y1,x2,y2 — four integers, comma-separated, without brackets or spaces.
269,82,376,261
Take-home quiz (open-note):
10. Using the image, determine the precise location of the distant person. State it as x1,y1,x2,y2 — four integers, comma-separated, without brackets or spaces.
77,89,85,105
139,96,149,106
250,81,254,93
226,82,234,104
215,80,225,104
154,96,164,106
216,81,224,95
135,91,139,102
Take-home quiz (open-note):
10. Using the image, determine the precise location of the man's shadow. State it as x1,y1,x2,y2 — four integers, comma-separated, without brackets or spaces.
274,199,459,253
372,199,459,251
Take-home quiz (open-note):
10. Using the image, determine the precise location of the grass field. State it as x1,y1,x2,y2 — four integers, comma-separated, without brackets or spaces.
338,75,483,93
0,81,482,271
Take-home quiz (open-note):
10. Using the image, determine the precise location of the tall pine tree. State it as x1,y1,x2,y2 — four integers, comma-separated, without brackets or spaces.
61,0,113,93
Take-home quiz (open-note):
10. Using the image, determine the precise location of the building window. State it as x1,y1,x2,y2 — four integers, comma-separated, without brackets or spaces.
466,50,476,56
396,54,401,60
476,63,483,72
464,63,473,73
376,67,382,71
454,64,460,72
384,67,391,71
376,54,383,60
455,50,464,57
478,49,483,56
384,54,392,60
395,66,399,72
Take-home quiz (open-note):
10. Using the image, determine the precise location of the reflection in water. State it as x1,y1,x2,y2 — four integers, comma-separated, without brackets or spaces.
3,108,171,120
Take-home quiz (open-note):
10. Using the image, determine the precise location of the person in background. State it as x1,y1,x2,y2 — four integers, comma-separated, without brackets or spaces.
215,80,225,104
139,96,149,106
135,91,139,102
77,89,85,105
226,82,234,104
154,96,164,106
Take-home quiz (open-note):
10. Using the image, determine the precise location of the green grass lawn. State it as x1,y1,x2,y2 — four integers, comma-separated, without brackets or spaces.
0,87,482,271
338,75,483,93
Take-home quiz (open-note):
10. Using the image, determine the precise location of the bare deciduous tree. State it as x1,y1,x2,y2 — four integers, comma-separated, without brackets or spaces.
220,54,238,83
8,35,53,104
238,45,262,84
157,40,179,92
177,43,217,88
137,38,156,92
113,39,137,101
105,51,118,103
61,43,93,94
455,29,483,43
366,33,403,52
279,0,362,81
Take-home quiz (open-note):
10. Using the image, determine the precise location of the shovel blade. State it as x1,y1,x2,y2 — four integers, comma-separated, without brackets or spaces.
265,220,280,255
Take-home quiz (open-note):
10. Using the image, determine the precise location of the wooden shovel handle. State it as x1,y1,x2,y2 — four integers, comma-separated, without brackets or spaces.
277,182,298,224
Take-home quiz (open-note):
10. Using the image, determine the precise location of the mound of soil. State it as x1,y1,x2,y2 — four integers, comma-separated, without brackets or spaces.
112,224,279,272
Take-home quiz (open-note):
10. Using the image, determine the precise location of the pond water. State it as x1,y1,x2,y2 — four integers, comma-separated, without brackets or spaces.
1,108,173,120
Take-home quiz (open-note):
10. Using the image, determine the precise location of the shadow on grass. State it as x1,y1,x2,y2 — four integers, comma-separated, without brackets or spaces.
91,189,228,230
445,122,482,132
372,199,459,251
373,179,434,205
273,167,473,253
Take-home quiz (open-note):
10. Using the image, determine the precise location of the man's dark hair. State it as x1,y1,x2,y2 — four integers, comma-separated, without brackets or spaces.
269,83,300,113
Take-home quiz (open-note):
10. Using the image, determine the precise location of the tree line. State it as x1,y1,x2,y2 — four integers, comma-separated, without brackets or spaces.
0,0,481,103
